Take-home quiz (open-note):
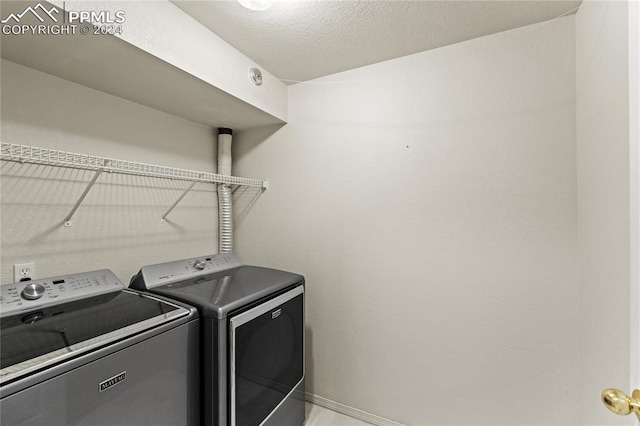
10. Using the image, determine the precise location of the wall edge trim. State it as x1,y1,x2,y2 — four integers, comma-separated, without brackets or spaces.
305,393,407,426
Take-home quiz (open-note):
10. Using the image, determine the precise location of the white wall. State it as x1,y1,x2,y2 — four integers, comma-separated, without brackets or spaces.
576,1,631,424
0,59,219,284
234,17,577,425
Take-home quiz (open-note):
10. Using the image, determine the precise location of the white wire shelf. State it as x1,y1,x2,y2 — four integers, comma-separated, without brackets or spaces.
0,143,267,188
1,142,268,226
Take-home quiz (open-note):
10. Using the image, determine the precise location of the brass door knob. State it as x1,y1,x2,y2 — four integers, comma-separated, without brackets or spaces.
602,388,640,419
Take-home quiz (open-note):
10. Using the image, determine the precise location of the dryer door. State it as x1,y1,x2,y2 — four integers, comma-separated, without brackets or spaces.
229,286,304,426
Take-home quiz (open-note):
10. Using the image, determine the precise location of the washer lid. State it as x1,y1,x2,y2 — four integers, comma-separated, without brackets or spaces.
0,289,190,385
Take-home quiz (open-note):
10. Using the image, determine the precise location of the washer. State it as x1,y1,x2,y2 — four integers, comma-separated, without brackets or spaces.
130,253,305,426
0,269,199,426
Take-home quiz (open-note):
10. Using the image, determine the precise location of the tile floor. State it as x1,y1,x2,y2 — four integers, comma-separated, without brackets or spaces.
304,403,374,426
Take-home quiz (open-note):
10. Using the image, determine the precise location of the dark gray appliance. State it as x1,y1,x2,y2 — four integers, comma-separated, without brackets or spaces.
0,269,199,426
129,253,305,426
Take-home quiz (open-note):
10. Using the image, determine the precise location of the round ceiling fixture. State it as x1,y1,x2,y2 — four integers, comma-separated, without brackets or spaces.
238,0,273,11
249,68,263,86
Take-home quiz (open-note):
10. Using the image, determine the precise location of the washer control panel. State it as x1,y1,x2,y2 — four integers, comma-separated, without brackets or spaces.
133,253,242,290
0,269,124,317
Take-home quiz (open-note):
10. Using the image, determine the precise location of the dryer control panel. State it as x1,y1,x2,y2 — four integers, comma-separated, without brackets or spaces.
0,269,124,317
131,252,242,290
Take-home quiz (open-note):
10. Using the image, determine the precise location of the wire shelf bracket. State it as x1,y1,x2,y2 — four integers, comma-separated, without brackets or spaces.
64,161,109,227
1,142,269,226
161,177,201,223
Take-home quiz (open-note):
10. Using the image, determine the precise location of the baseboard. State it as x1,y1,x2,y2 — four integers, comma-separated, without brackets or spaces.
305,393,407,426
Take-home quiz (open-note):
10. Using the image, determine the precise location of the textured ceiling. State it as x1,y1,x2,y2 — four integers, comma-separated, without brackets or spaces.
172,0,582,83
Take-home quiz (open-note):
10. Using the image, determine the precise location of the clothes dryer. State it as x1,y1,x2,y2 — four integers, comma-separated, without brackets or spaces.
130,253,305,426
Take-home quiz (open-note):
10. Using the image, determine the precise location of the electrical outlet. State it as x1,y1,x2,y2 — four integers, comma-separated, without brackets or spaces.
14,262,36,282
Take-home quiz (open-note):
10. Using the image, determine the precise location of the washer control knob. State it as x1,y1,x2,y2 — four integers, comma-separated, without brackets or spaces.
21,283,45,300
193,259,206,270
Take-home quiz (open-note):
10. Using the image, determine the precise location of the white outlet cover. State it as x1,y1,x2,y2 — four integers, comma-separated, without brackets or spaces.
13,262,35,282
